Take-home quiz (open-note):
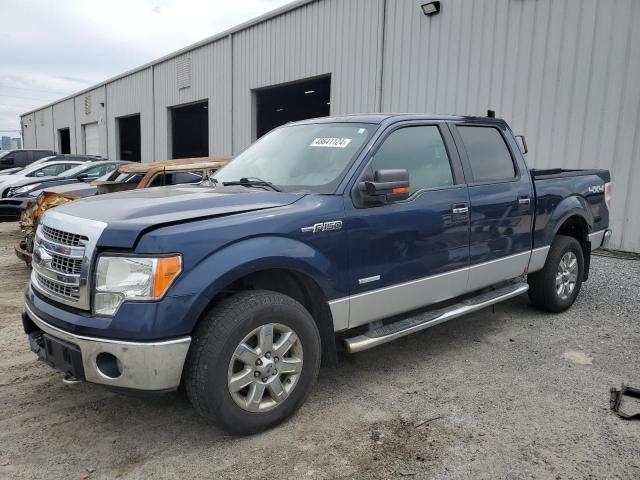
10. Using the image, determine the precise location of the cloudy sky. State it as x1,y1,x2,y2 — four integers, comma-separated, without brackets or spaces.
0,0,293,138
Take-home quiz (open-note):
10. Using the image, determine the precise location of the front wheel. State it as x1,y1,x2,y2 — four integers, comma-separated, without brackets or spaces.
528,235,584,312
185,290,321,435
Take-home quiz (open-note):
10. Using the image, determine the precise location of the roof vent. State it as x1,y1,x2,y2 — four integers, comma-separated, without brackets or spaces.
84,94,92,115
176,55,192,90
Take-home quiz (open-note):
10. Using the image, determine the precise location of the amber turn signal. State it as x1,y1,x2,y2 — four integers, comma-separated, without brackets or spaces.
152,256,182,298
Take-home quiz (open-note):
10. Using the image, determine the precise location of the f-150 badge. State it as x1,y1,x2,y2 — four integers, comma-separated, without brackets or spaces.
301,221,343,233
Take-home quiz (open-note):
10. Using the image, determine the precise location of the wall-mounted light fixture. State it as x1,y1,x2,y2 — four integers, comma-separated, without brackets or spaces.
421,1,441,16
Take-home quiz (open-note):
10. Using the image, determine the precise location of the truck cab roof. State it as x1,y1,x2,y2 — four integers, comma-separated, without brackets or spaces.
291,113,507,126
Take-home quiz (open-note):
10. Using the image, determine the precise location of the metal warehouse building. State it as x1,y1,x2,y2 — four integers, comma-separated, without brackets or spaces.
20,0,640,252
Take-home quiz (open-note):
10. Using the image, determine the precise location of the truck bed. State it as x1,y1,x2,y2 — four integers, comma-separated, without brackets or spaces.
531,168,610,249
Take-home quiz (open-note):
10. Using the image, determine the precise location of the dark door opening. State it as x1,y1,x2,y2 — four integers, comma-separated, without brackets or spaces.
256,76,331,138
58,128,71,154
117,114,141,162
171,101,208,159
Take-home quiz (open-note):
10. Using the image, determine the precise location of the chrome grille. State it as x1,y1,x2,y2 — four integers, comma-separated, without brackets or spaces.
31,211,106,311
41,225,88,247
36,273,80,300
50,255,82,275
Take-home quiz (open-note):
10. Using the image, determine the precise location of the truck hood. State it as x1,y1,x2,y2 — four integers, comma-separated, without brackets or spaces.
51,185,305,248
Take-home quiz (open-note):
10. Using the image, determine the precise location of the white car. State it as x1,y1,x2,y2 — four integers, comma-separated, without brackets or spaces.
0,160,85,197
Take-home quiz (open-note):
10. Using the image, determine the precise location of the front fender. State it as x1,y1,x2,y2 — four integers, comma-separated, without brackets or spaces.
172,235,343,333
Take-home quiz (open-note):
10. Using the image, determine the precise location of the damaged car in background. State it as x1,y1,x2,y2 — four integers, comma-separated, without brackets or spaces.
14,157,229,265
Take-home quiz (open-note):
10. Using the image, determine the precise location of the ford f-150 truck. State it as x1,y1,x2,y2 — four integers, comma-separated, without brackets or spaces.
22,114,612,435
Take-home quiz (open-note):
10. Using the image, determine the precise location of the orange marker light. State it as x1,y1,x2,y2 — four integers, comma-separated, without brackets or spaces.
392,187,410,194
153,256,182,298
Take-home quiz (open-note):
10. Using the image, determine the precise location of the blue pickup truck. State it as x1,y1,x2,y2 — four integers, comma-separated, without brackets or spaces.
23,114,612,434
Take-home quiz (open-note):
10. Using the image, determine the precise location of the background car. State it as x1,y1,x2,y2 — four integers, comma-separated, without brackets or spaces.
0,159,87,197
0,167,24,176
0,149,55,171
14,157,230,264
5,160,127,198
0,154,104,178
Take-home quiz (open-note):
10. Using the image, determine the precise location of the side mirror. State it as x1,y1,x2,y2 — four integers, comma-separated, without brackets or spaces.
358,169,410,204
34,171,45,177
515,135,528,154
76,173,89,181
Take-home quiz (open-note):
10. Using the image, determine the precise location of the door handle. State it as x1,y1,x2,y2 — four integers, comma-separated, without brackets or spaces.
452,205,469,214
518,195,531,212
452,203,469,220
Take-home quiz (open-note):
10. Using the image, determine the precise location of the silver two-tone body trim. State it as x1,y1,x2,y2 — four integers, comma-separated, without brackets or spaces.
25,303,191,391
329,249,539,331
588,229,610,250
527,246,551,274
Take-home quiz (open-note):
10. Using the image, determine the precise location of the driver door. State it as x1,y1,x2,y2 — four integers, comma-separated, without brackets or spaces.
345,123,470,328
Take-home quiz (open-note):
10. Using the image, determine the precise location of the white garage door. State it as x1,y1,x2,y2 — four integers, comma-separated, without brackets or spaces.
83,122,99,155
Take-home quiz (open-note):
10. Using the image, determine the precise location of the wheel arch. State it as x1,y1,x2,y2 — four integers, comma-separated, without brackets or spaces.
553,211,592,281
182,236,342,367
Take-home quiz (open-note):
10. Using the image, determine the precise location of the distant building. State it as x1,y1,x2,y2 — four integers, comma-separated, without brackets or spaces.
10,138,22,149
1,136,11,150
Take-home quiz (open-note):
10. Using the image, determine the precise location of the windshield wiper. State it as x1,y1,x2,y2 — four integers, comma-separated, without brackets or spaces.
222,177,282,192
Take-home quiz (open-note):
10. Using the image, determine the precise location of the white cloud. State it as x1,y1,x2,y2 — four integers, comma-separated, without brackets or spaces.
0,0,294,134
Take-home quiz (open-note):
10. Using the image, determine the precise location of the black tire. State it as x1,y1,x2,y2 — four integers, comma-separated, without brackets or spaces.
528,235,584,313
185,290,321,435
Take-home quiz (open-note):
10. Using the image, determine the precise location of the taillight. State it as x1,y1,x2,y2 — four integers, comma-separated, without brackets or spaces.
604,182,612,210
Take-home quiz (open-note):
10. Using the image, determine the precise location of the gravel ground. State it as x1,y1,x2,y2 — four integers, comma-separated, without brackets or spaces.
0,221,638,479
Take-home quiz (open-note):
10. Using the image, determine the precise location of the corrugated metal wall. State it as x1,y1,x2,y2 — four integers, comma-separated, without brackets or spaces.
381,0,640,252
21,113,36,148
232,0,384,150
19,0,640,251
73,86,107,157
34,107,54,149
153,38,232,159
51,98,76,153
105,68,154,160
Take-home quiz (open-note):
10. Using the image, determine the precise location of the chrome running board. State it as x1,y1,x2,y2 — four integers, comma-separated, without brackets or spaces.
344,282,529,353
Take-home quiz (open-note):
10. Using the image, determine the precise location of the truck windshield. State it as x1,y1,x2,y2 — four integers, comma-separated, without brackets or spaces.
214,123,375,193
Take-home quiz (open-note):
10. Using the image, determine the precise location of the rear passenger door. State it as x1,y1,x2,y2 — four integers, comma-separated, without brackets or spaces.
451,123,534,291
345,123,470,328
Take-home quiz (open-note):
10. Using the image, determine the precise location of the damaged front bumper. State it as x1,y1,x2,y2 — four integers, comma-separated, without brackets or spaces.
23,303,191,392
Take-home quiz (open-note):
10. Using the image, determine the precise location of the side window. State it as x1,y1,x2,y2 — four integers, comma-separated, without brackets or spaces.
149,173,168,187
174,172,203,185
13,151,30,167
369,126,454,194
83,164,114,178
33,151,51,160
34,164,66,176
457,126,516,182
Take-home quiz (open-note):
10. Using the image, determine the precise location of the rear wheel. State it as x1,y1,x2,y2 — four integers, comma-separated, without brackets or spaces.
185,290,321,435
528,235,584,312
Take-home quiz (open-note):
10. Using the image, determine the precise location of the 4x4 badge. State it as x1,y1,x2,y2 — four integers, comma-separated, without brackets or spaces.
301,220,343,233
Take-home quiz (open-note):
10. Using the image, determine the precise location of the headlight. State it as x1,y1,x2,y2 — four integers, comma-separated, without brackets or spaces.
94,255,182,316
13,183,40,196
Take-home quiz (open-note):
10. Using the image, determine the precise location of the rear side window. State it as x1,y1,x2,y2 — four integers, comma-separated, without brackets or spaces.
13,151,30,167
458,126,516,182
370,126,454,194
